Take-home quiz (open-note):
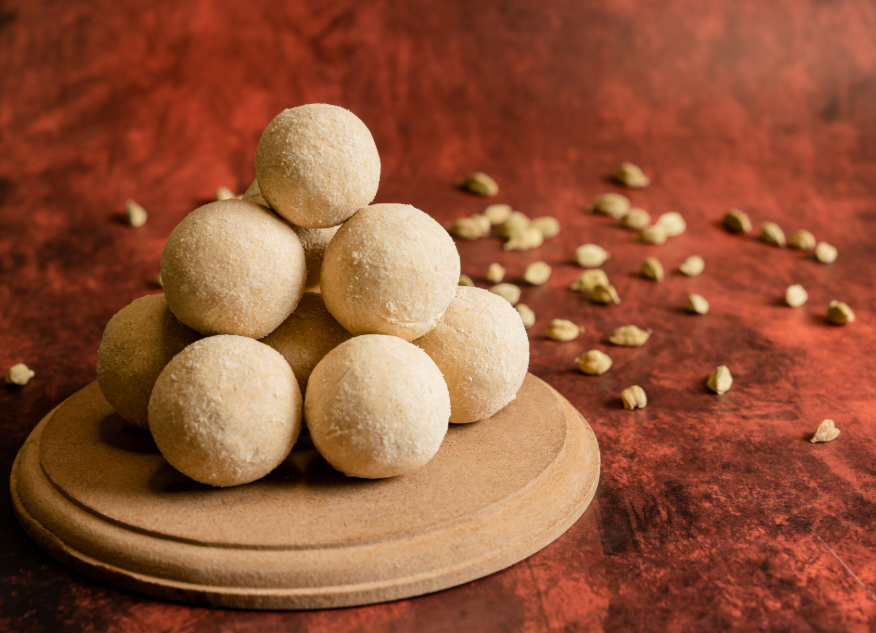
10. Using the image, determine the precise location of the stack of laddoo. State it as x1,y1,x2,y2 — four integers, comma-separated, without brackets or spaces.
97,104,530,487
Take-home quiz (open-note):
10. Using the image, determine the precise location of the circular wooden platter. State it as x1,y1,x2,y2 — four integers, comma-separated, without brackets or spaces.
11,373,600,610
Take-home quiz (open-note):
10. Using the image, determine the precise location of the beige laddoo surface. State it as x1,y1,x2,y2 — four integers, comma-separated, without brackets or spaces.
242,178,339,288
97,294,201,429
260,293,353,394
242,179,269,207
413,287,529,424
148,335,302,487
254,104,380,229
305,335,450,479
161,199,306,339
321,203,460,341
295,224,340,288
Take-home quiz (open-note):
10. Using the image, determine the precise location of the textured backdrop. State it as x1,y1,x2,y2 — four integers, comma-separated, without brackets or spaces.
1,0,876,631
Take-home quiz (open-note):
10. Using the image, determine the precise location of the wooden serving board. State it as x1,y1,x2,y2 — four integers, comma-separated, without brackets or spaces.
10,373,600,610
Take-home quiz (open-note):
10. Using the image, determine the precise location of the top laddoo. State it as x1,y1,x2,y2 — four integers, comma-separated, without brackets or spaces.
255,104,380,229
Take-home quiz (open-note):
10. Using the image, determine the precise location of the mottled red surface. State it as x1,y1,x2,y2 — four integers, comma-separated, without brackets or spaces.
2,0,876,630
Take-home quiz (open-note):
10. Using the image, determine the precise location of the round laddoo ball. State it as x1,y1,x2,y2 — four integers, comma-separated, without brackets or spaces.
97,294,201,429
242,178,339,288
149,335,302,487
305,335,450,479
321,203,460,341
161,199,306,339
260,292,353,395
413,287,529,424
254,104,380,229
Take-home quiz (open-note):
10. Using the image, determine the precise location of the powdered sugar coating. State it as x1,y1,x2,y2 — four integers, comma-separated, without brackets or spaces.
97,294,201,429
161,199,306,339
149,335,302,487
255,104,380,228
305,335,450,479
260,293,353,395
413,287,529,424
321,203,461,341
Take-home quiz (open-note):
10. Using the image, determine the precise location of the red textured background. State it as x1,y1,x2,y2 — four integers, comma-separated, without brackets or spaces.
2,1,876,631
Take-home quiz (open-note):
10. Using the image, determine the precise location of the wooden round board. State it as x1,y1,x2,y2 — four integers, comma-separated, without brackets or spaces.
10,373,600,610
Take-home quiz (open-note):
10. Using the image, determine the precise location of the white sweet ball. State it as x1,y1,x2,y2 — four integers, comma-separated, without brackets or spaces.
413,287,529,423
97,294,201,429
254,104,380,229
320,203,460,341
305,335,450,479
149,335,302,487
160,199,306,339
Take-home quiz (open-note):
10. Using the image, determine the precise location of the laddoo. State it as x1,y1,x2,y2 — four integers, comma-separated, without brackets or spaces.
260,292,353,395
97,294,201,429
161,199,307,339
148,335,302,487
321,203,460,341
413,287,529,424
255,104,380,228
305,335,450,479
